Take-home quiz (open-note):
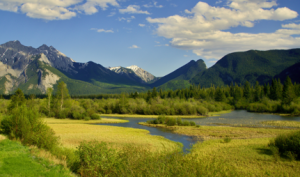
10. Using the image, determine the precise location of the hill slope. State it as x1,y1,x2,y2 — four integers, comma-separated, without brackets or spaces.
191,49,300,87
150,59,207,88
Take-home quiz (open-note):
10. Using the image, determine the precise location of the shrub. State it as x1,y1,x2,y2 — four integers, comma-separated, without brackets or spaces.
223,137,232,143
182,121,190,126
1,105,59,151
269,131,300,160
190,121,196,126
91,114,101,120
177,118,183,126
76,140,121,176
165,117,176,126
84,116,91,121
157,115,166,124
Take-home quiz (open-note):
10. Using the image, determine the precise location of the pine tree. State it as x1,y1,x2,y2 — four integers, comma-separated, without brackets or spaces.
8,88,26,111
254,81,261,102
243,81,251,99
215,87,225,102
282,76,295,105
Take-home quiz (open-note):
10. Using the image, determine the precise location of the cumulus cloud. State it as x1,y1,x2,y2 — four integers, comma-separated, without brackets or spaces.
0,0,119,20
91,28,114,33
129,45,140,49
119,5,150,14
147,0,299,60
139,23,145,27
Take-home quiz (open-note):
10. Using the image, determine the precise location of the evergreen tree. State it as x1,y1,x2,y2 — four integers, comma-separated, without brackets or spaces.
254,81,261,102
152,87,158,98
282,76,295,105
215,87,225,102
8,88,26,111
243,81,251,99
270,79,281,100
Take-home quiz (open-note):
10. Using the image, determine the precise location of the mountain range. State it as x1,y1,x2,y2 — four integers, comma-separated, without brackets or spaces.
0,40,299,95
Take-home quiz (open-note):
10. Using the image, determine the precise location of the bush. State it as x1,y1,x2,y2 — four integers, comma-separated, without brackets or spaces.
76,140,121,176
165,117,176,126
190,121,196,126
177,118,183,126
1,105,59,151
223,137,232,143
157,115,166,124
182,120,190,126
84,116,91,121
91,114,101,120
269,131,300,160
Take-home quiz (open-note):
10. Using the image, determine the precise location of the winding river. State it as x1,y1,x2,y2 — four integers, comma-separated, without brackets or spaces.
99,110,300,151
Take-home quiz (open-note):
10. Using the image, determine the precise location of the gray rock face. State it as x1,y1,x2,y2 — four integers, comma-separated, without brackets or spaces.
0,41,73,94
0,40,75,75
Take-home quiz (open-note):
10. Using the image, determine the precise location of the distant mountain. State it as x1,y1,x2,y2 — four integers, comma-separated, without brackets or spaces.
0,41,149,94
150,59,207,89
274,62,300,84
191,49,300,87
108,65,158,84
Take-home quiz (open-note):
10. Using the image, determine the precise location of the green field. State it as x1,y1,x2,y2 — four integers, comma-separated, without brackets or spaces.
0,138,74,177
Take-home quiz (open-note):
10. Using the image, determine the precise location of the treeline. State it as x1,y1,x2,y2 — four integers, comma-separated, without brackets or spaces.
1,76,299,119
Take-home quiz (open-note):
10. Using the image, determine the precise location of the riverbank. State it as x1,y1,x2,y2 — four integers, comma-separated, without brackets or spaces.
100,110,232,118
139,122,299,140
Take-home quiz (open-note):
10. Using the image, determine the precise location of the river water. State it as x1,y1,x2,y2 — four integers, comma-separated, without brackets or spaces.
99,110,300,151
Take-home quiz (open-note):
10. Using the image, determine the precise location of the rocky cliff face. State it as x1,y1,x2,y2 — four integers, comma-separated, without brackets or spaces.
0,40,75,76
0,41,68,94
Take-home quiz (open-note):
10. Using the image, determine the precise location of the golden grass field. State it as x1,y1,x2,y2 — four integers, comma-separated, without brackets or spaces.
260,120,300,128
46,121,180,152
187,138,300,176
139,122,298,140
43,117,128,124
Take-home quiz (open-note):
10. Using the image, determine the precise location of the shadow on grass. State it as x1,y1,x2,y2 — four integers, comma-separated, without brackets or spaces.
256,148,273,156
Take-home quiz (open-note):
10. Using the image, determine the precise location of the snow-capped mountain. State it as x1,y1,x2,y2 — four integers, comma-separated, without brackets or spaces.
109,65,157,83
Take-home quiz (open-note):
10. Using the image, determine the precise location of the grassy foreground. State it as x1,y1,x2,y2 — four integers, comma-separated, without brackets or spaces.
0,137,74,177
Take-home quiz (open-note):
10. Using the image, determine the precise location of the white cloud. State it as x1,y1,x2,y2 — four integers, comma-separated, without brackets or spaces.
91,28,114,33
139,23,145,27
129,45,140,49
147,0,299,60
0,0,119,20
119,5,150,14
118,15,135,22
154,2,163,8
282,23,300,29
75,0,119,15
144,2,163,8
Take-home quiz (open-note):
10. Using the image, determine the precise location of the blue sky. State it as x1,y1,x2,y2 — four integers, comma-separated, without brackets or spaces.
0,0,300,77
